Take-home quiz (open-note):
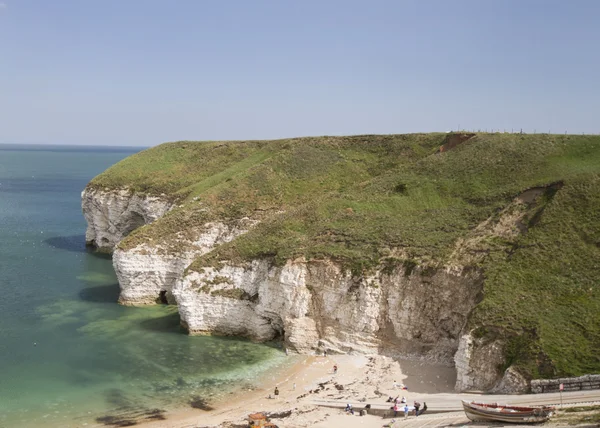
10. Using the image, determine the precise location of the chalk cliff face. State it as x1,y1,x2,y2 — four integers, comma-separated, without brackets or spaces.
80,187,511,389
453,333,529,393
115,219,257,305
81,185,533,392
81,188,173,252
454,333,504,391
174,259,483,362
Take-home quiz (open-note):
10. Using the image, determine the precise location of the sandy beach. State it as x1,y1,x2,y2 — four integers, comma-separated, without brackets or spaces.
136,353,455,428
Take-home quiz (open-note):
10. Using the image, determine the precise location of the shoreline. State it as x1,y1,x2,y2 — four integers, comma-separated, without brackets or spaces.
134,353,457,428
137,354,340,427
141,354,320,427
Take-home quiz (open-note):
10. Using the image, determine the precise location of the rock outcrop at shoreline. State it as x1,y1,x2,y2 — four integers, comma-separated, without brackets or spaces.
81,133,600,393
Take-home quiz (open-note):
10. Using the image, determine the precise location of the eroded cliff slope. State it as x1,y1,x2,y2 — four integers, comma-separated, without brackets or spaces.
82,133,600,392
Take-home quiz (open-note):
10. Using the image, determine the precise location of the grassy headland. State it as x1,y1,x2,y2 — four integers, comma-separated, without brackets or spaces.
89,133,600,379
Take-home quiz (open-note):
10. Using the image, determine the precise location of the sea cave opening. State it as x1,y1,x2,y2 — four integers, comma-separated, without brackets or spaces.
158,290,168,305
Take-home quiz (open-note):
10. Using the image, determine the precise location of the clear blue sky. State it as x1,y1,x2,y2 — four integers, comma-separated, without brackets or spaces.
1,0,599,146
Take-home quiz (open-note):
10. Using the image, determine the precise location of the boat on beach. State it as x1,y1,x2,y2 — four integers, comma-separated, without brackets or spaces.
461,400,555,423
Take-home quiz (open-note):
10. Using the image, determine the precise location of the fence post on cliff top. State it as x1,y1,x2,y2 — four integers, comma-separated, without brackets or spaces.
559,383,563,408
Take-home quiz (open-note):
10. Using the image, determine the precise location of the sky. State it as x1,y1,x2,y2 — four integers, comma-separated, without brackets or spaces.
0,0,599,146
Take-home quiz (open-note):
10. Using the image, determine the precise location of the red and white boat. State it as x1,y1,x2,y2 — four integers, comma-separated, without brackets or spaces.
462,401,555,423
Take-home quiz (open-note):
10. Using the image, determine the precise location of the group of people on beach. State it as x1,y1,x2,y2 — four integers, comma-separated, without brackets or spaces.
390,400,425,418
345,403,371,416
394,401,421,418
386,391,426,418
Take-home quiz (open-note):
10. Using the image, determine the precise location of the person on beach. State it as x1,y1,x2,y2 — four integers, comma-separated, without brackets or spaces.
274,386,279,398
393,403,399,417
324,350,327,357
333,364,338,374
400,396,406,404
414,401,421,416
345,403,354,415
403,404,409,418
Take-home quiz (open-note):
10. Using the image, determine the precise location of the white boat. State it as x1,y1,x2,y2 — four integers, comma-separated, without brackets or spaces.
462,400,554,423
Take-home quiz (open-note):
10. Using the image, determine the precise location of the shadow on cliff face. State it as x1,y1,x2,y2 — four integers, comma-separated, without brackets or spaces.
79,284,121,303
138,311,183,334
45,234,112,260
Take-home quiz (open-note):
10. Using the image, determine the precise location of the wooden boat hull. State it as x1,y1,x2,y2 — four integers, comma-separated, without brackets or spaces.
462,401,554,424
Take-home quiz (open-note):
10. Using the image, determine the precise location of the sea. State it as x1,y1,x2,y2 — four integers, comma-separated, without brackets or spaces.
0,144,287,428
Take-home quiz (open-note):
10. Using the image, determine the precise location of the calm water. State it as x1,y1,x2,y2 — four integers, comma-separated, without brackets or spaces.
0,145,286,428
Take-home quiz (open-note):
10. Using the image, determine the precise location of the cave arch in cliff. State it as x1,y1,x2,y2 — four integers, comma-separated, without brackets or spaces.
121,211,146,236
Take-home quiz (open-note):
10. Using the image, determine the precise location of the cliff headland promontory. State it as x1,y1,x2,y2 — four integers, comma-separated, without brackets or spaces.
82,133,600,393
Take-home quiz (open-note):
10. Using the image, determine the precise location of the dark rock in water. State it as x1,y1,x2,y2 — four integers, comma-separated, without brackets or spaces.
96,415,138,427
96,408,166,427
190,396,215,411
144,409,167,421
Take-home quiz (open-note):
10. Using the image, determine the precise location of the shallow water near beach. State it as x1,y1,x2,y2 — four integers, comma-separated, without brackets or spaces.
0,145,287,428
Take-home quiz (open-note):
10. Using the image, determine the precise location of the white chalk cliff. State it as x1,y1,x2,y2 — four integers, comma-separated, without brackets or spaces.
174,259,483,362
82,185,539,393
82,187,173,251
453,332,528,393
114,218,257,305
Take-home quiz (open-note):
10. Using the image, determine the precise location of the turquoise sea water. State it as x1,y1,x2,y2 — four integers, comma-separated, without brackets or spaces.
0,145,286,428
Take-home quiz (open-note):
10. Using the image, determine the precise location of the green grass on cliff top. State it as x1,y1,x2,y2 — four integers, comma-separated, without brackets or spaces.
101,134,448,250
470,174,600,378
89,133,600,379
